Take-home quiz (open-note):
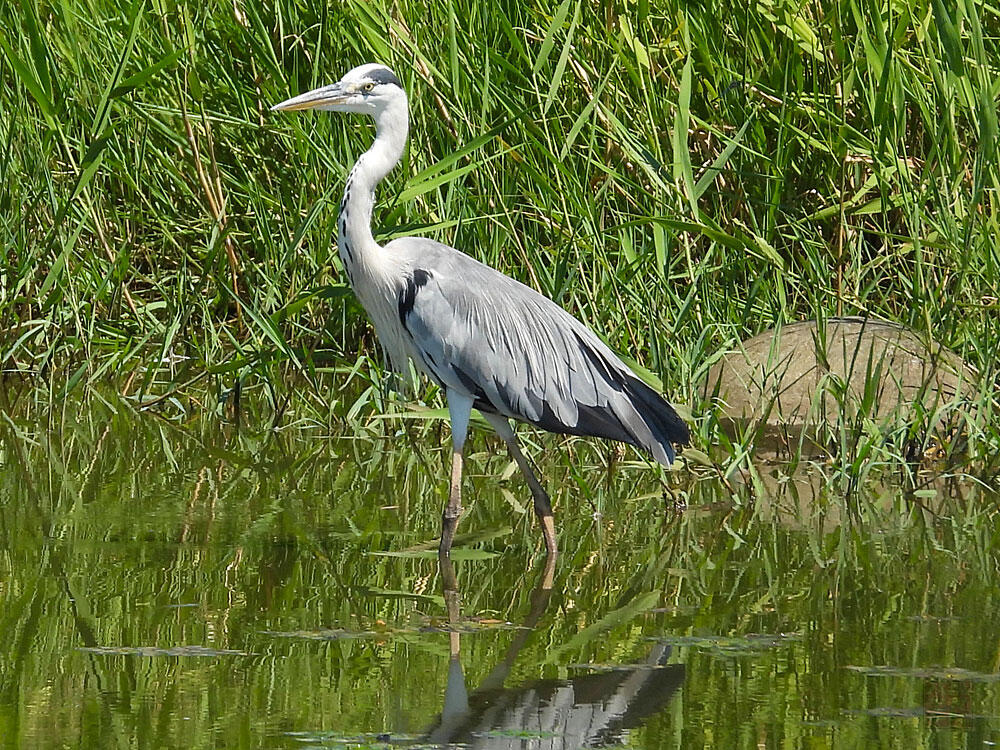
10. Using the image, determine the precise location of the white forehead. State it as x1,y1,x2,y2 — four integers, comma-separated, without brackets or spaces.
341,63,400,85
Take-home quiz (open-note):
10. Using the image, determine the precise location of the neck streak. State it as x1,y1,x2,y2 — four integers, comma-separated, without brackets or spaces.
338,98,409,279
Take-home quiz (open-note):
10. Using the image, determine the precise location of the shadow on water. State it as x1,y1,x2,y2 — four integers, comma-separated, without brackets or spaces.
424,556,685,747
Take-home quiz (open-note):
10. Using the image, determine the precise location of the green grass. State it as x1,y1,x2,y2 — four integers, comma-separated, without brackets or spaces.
1,0,998,479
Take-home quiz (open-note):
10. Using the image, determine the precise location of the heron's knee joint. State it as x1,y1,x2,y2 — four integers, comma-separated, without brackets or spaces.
532,493,552,515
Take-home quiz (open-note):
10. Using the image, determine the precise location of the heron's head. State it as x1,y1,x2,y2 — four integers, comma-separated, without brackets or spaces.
271,63,406,117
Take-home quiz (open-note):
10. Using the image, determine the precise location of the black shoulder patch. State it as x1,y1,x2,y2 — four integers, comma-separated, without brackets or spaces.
398,269,431,328
369,67,402,87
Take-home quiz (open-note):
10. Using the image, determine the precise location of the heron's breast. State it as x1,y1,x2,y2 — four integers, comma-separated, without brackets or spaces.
339,248,414,372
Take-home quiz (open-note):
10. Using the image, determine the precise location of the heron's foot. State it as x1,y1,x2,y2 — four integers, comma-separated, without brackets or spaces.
440,443,465,557
539,548,557,591
538,513,558,559
439,506,463,557
530,487,558,559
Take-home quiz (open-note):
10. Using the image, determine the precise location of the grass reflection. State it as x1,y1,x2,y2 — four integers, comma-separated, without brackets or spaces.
0,388,998,748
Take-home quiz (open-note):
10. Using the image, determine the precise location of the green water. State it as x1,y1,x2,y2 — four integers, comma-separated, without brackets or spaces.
1,390,998,749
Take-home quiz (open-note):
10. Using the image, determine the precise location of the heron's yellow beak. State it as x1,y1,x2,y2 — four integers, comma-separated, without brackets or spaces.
271,83,347,112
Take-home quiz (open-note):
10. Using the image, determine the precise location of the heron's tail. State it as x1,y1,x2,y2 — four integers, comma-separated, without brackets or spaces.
620,375,690,466
560,330,689,466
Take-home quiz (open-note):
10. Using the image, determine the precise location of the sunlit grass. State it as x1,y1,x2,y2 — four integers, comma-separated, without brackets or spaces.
1,0,998,480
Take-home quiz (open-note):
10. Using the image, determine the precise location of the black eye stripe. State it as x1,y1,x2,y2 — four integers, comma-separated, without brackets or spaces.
367,67,401,87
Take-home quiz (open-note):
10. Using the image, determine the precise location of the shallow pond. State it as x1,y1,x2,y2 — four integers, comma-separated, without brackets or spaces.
1,388,998,748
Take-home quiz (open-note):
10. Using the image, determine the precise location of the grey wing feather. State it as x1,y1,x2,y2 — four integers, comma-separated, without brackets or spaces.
387,238,689,466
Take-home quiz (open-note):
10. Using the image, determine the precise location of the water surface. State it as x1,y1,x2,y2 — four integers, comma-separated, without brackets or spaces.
1,389,997,748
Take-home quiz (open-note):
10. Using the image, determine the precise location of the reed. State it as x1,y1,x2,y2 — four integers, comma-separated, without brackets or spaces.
2,0,997,475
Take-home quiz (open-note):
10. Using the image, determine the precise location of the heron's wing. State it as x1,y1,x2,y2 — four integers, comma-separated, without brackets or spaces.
387,238,688,465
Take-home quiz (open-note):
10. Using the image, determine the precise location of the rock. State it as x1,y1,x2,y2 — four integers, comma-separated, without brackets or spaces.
703,317,977,453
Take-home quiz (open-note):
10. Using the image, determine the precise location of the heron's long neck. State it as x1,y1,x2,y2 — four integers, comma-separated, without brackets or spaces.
339,99,408,279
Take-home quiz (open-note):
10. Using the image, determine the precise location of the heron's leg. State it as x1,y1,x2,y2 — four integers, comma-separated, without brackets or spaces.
483,413,557,558
440,389,474,558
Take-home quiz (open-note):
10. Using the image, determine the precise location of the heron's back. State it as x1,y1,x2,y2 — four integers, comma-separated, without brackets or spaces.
385,237,689,465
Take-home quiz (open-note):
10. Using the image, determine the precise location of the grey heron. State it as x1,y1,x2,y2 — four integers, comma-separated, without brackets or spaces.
272,63,689,559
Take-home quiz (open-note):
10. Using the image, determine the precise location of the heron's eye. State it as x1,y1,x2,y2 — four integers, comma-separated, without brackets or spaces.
361,82,375,94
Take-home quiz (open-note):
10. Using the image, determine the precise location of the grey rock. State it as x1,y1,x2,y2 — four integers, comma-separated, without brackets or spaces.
703,317,977,452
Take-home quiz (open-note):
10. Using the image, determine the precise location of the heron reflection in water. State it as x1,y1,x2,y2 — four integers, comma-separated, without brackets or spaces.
423,557,685,747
